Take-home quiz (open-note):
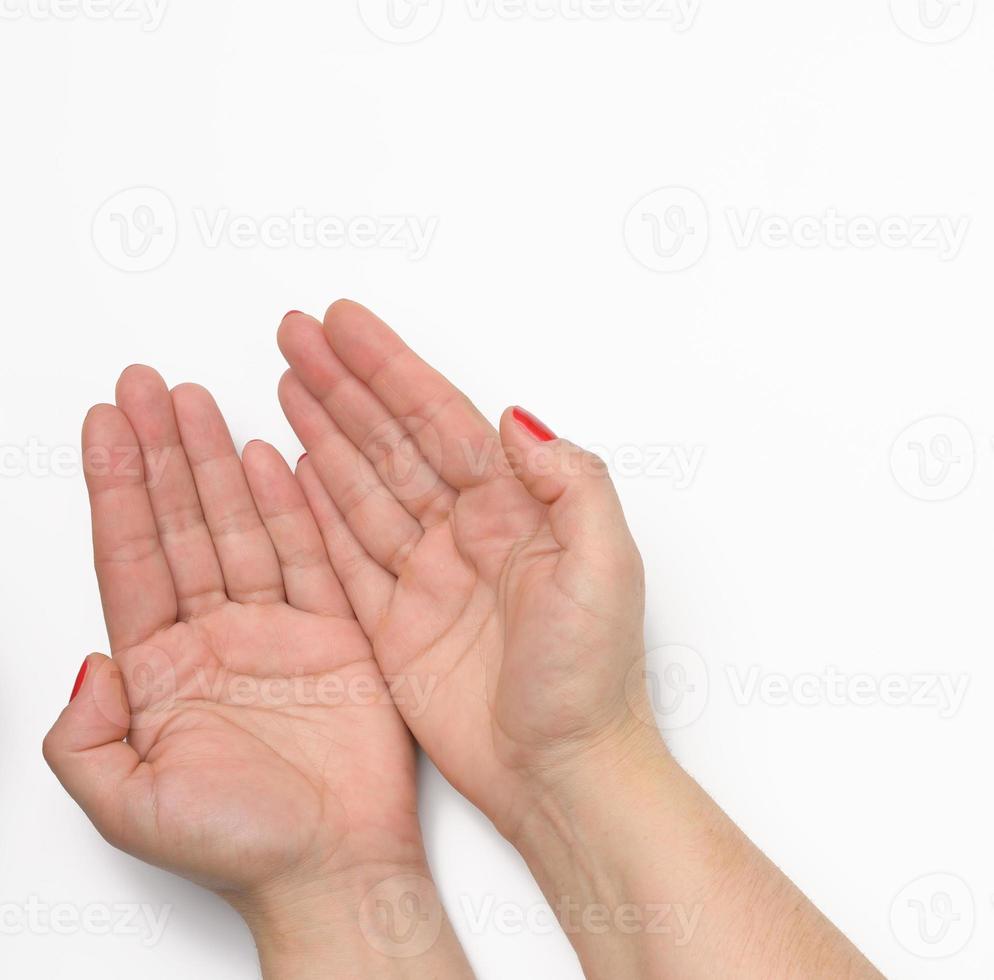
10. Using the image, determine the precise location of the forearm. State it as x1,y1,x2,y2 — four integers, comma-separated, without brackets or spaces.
510,732,882,980
234,862,475,980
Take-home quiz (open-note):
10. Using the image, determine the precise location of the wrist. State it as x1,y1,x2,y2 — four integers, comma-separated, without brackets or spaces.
232,860,470,980
506,727,882,980
505,710,674,853
505,728,723,976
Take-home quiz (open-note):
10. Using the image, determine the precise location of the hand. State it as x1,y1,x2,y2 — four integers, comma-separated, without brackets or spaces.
278,302,883,980
42,366,469,976
277,302,653,840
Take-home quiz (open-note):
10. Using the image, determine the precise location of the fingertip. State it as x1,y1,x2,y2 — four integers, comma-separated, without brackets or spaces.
277,312,305,356
322,298,382,348
241,439,288,478
323,297,365,327
240,437,270,462
84,401,119,418
70,654,92,703
169,381,216,418
115,364,167,404
169,381,209,400
278,314,335,373
83,402,118,428
500,405,559,445
322,300,405,378
81,403,133,450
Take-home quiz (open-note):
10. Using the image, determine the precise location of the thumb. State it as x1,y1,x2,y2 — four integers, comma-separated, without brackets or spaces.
43,654,150,851
499,406,638,560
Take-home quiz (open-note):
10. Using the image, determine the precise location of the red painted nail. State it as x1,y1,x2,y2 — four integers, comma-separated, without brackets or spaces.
512,407,556,442
70,658,89,703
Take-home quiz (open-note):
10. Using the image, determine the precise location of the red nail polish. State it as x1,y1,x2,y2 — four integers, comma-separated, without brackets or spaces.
512,407,556,442
70,658,89,703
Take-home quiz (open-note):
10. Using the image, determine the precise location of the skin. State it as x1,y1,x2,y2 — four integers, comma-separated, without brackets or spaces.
277,301,885,979
276,304,648,839
45,301,884,978
42,365,473,979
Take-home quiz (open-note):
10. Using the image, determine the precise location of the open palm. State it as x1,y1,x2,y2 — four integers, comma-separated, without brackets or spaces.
279,303,647,838
44,367,421,901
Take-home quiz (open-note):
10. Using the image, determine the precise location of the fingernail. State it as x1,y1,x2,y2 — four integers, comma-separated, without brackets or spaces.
70,658,89,703
297,453,308,465
283,310,305,320
512,407,556,442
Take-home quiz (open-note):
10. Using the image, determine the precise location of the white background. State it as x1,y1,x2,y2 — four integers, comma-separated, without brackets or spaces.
1,0,992,977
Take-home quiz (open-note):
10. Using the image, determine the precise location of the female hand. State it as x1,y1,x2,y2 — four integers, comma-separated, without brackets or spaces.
278,301,883,980
278,301,650,839
43,365,471,978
